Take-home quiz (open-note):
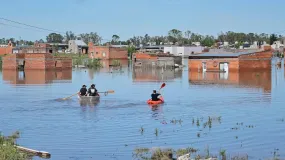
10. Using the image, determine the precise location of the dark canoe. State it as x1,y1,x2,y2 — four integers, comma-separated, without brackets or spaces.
78,95,100,101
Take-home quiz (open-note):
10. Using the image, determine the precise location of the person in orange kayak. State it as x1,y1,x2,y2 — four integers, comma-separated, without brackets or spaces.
151,90,161,101
88,84,98,96
78,85,87,96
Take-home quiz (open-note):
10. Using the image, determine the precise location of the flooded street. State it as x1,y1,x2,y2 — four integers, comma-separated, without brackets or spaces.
1,59,285,160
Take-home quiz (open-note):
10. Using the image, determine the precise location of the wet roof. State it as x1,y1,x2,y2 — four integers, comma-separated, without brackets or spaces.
189,50,258,59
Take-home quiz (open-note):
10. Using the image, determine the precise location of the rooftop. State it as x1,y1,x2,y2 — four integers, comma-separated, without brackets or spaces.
189,50,259,59
71,40,87,46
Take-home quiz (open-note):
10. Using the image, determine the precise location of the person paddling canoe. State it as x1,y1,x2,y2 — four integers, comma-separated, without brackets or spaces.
88,84,99,96
78,85,87,96
151,90,161,101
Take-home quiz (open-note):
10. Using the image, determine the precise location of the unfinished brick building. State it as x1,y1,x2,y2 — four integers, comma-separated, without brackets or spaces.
0,41,13,55
88,42,128,60
2,53,72,70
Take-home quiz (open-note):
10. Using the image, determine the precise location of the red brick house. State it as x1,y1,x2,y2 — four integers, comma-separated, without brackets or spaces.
188,50,272,72
88,42,128,60
0,41,13,55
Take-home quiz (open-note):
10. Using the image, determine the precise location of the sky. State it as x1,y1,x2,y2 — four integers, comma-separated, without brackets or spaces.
0,0,285,42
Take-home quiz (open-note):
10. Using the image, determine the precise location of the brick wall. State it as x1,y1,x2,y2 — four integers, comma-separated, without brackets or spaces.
0,47,12,55
0,41,13,55
55,57,72,69
89,46,110,59
188,58,239,72
109,47,128,59
133,53,158,60
2,55,17,69
239,51,272,71
24,53,54,70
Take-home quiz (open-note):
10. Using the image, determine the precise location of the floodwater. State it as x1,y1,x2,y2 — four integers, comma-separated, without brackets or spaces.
0,59,285,160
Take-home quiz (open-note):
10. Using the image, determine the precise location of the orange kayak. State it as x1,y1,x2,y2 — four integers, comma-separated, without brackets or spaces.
147,96,164,105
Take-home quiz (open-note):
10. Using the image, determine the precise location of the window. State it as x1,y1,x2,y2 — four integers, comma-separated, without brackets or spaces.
102,52,106,57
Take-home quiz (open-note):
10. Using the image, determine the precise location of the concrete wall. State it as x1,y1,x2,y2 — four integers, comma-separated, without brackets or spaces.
68,40,78,53
164,46,204,56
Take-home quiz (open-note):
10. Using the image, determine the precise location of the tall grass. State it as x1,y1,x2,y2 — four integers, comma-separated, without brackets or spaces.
0,132,28,160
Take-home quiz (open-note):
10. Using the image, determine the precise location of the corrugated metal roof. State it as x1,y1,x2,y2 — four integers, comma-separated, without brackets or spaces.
74,40,87,46
189,50,258,58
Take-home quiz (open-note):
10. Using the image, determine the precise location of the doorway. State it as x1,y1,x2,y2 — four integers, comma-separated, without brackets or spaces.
219,62,229,72
202,62,207,72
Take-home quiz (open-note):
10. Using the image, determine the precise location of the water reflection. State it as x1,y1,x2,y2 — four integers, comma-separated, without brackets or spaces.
189,70,272,92
2,69,72,85
88,60,129,79
133,67,182,82
79,99,100,107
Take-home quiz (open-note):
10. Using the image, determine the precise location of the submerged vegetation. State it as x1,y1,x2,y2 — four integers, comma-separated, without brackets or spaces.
111,59,121,66
0,131,28,160
53,53,102,68
0,56,2,70
87,59,103,68
133,146,251,160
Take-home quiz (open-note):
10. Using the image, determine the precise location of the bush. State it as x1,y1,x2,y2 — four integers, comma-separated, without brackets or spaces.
87,59,102,69
111,59,121,66
0,132,28,160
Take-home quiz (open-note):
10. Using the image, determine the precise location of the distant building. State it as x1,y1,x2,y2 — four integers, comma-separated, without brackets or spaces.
12,43,53,54
164,46,204,57
48,43,68,53
0,41,13,55
192,42,201,46
88,42,128,60
68,40,88,54
188,48,272,73
132,52,182,69
271,41,284,50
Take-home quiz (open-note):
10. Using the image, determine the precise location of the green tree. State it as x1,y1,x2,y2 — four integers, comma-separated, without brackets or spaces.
168,29,183,44
46,33,64,43
65,31,76,43
80,32,102,45
201,35,215,47
270,34,278,45
112,35,120,45
127,45,136,59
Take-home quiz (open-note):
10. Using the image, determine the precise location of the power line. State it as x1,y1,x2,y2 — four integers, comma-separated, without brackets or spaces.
0,22,53,34
0,17,64,34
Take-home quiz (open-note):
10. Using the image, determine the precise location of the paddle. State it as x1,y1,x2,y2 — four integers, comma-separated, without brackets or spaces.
60,90,114,100
159,83,166,92
98,90,115,94
61,93,78,100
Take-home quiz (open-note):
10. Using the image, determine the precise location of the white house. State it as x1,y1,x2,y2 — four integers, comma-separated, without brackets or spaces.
271,41,284,49
164,46,204,57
